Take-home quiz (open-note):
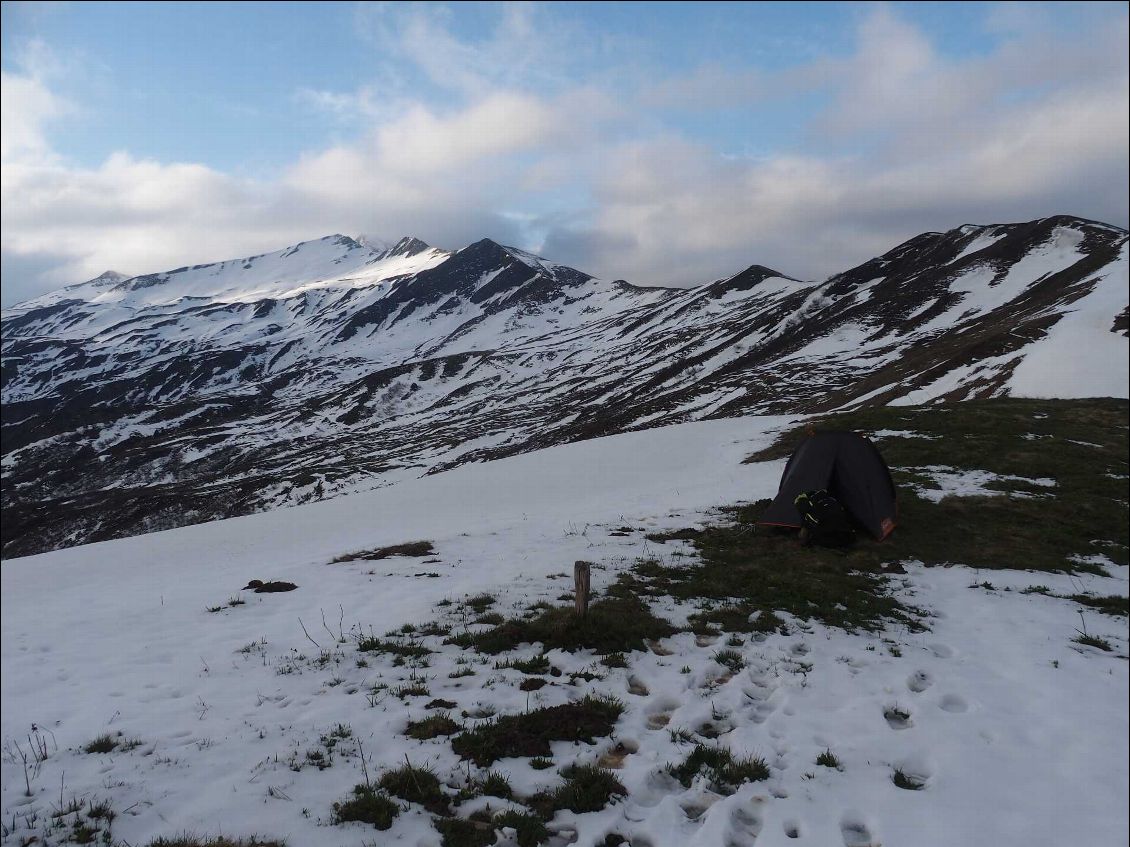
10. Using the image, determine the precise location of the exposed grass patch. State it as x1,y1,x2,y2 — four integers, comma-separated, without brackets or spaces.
529,757,554,770
492,811,549,847
464,594,497,613
601,652,629,668
615,530,922,634
406,713,461,740
356,637,432,659
475,612,505,626
666,743,770,792
444,631,476,649
332,784,399,829
434,818,494,847
391,681,431,699
743,398,1128,575
713,648,745,673
494,654,551,674
528,765,626,817
82,732,140,754
331,540,435,562
893,769,926,790
645,528,703,543
1068,594,1128,617
478,771,514,799
452,695,624,766
473,596,675,655
816,749,841,768
379,762,449,814
145,838,287,847
1073,633,1113,651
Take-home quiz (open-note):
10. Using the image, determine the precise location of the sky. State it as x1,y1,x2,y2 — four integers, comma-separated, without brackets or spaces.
1,1,1127,306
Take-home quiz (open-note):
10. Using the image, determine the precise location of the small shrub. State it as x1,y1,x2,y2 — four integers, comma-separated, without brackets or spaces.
333,784,399,829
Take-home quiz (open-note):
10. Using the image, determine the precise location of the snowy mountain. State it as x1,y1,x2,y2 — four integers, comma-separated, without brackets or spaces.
2,215,1127,557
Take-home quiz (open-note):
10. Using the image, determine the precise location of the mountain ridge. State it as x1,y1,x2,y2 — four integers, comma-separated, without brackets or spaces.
2,214,1126,557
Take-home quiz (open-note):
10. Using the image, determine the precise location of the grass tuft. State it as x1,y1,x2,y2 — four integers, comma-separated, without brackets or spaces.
893,768,926,790
492,811,549,847
816,749,841,769
406,713,461,740
528,764,626,817
666,743,770,792
378,762,449,814
332,784,399,829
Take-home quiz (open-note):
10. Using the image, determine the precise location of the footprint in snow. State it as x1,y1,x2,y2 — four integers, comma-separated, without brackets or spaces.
725,805,763,846
929,643,956,659
906,670,933,693
883,704,913,730
627,675,649,696
939,693,969,713
840,812,879,847
782,818,804,839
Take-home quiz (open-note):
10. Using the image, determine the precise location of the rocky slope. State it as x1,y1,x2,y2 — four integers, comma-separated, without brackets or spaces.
2,215,1126,556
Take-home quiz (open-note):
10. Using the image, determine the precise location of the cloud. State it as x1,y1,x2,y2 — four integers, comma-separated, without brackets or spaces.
1,5,1127,308
0,40,71,163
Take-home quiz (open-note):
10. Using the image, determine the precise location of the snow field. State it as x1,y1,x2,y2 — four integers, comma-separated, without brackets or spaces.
2,416,1127,846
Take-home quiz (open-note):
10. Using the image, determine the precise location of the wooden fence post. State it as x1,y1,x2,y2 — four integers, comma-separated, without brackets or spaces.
574,561,591,618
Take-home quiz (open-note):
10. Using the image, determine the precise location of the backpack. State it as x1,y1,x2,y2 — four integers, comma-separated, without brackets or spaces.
794,489,856,548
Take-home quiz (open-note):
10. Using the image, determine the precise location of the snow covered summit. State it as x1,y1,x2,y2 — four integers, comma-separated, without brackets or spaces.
1,215,1126,556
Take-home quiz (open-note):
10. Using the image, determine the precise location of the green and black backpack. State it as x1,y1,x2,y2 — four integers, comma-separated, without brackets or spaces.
793,489,856,548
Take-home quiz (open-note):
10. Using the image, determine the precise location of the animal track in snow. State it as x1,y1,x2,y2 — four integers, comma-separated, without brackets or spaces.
929,643,956,659
627,676,650,696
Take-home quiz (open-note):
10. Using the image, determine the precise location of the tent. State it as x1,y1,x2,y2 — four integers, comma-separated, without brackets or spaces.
758,431,897,540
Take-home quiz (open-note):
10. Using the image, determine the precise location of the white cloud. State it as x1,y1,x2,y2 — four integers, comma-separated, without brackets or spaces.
1,6,1127,307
